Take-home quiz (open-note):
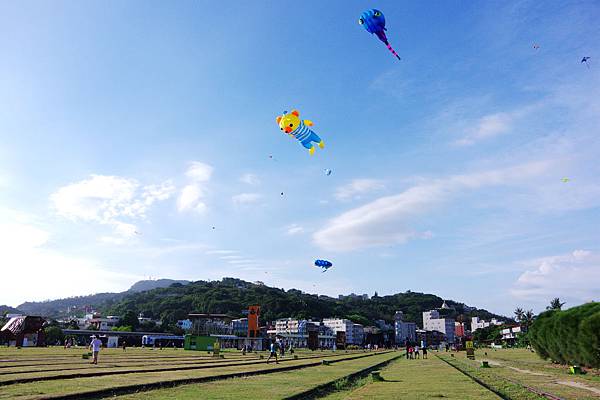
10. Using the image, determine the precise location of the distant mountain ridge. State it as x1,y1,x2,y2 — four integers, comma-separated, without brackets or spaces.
0,305,22,316
16,279,191,318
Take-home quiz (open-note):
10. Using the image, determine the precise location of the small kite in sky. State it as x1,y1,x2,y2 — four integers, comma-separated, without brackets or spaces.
359,9,401,60
276,110,324,155
325,169,332,176
561,178,570,183
314,259,333,273
582,57,590,68
533,44,540,50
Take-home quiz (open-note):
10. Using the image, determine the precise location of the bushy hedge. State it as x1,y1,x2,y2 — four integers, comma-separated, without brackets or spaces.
529,302,600,367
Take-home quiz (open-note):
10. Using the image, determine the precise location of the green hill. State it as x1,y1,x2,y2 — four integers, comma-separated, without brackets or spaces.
106,277,510,330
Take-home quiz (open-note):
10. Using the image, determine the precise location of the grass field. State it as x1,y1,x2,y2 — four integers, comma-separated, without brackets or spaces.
442,348,600,400
1,347,598,399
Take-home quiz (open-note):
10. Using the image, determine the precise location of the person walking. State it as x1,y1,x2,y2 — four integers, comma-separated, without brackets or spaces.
267,341,279,364
89,335,102,365
406,343,410,359
414,345,420,359
422,345,428,359
408,346,414,359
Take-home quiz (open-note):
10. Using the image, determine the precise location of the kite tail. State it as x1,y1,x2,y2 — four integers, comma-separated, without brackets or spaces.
385,42,401,60
376,31,401,60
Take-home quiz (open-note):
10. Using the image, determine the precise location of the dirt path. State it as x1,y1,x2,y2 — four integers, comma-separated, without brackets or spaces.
556,380,600,396
507,366,551,377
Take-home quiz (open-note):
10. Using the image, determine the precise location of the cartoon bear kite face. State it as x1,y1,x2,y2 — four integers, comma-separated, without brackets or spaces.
276,110,301,134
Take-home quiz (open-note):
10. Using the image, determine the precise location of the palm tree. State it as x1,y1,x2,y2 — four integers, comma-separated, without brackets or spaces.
547,298,565,311
521,309,535,332
514,307,524,323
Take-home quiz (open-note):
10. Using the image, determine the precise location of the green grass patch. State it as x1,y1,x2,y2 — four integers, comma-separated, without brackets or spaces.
323,354,501,400
0,351,381,399
112,351,399,399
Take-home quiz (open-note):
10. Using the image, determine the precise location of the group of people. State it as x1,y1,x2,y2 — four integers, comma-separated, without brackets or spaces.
266,339,294,364
406,343,428,359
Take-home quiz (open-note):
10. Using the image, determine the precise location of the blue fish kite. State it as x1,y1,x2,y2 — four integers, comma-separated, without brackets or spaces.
359,9,401,60
315,259,333,272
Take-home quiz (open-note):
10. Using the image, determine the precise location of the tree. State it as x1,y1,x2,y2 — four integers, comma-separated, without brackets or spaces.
45,326,64,345
547,298,565,311
119,311,139,330
521,309,535,332
514,307,524,323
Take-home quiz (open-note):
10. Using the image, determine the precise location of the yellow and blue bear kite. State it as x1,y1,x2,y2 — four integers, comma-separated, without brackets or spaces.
276,110,324,155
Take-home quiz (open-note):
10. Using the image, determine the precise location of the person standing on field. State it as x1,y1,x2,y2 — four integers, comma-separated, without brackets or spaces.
267,340,279,364
89,335,102,365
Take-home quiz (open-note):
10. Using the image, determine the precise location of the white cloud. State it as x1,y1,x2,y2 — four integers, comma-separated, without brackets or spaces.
185,162,213,182
177,184,208,214
177,162,213,214
232,193,262,206
314,162,550,252
511,250,600,303
100,222,138,244
50,175,174,241
335,179,385,201
455,112,514,146
286,224,304,235
240,173,260,185
0,213,140,306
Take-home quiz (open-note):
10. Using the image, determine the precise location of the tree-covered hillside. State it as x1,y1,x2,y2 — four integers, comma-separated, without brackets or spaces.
106,278,510,329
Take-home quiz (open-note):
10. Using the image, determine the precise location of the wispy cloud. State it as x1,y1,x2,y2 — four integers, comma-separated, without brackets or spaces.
177,162,213,214
314,161,550,252
286,223,304,236
335,179,385,201
206,249,239,255
240,173,260,185
232,193,262,206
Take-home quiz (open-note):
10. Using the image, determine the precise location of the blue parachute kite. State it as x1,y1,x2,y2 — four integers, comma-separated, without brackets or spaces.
359,9,401,60
314,259,333,273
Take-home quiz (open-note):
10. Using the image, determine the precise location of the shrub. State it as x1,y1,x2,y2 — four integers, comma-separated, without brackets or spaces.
530,302,600,367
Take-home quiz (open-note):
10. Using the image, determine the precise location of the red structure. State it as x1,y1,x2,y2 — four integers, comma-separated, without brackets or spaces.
248,305,260,338
455,323,465,337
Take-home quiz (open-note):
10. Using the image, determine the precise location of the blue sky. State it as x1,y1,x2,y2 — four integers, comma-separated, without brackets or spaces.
1,1,599,316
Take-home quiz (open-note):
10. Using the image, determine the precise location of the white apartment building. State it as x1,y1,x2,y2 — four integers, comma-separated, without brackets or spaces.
501,326,522,340
88,315,121,331
471,317,504,332
275,318,298,334
423,310,455,343
394,311,416,344
322,318,364,345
